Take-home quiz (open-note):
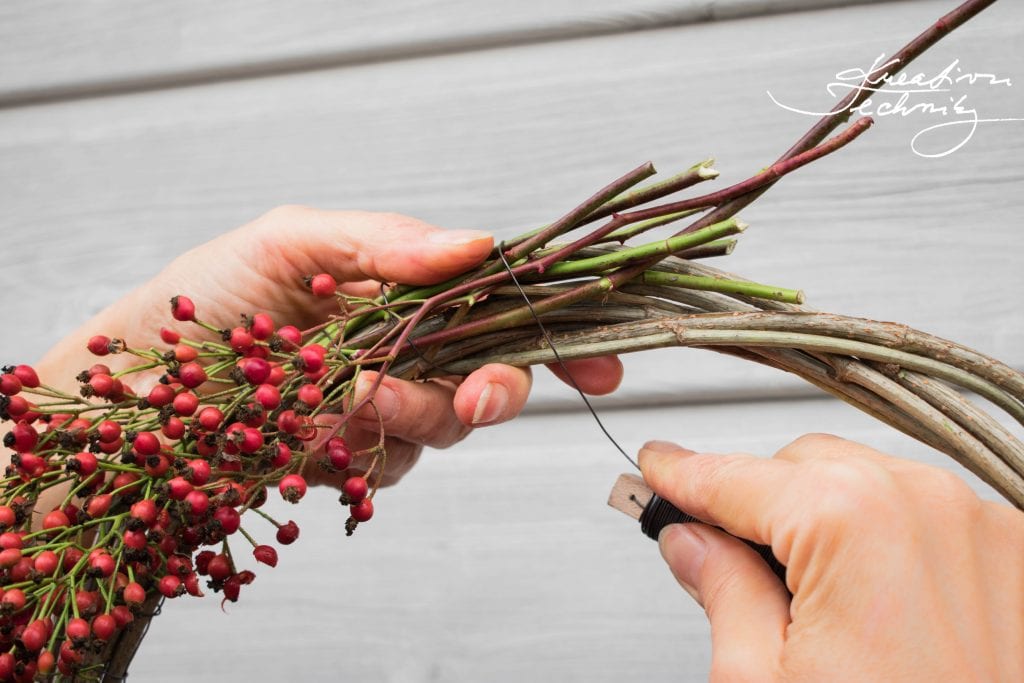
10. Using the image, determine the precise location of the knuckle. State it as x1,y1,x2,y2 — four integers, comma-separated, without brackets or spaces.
261,204,313,225
776,432,844,459
799,459,894,530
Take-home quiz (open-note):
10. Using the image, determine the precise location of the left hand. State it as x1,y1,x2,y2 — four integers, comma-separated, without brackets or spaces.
30,205,624,487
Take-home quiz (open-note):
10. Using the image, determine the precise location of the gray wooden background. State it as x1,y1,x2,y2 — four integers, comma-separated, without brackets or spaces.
1,1,1022,680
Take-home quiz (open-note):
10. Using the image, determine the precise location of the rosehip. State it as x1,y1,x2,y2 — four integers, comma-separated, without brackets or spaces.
267,363,287,385
271,442,292,468
112,605,135,627
69,451,98,477
33,550,59,576
276,520,300,545
350,498,374,522
0,531,23,549
123,581,146,607
166,554,192,577
0,373,22,395
92,614,117,640
197,406,224,431
1,587,26,611
254,383,281,410
276,325,301,349
178,362,207,389
86,493,113,518
130,499,158,526
172,391,199,416
0,506,14,529
96,419,121,443
42,510,70,532
207,554,232,582
171,295,196,321
239,357,271,385
9,421,38,452
253,545,278,567
297,383,324,407
297,346,325,373
13,364,39,388
89,552,115,578
326,438,353,470
166,476,193,501
276,409,300,434
162,416,187,440
184,572,204,597
250,312,275,340
144,454,171,477
213,506,240,534
159,326,181,344
229,326,255,354
342,476,368,503
65,617,90,642
133,431,160,456
19,621,47,652
123,529,147,551
158,575,183,598
0,548,22,568
174,343,198,362
146,384,175,408
185,490,209,517
309,272,337,297
87,335,111,356
278,474,307,503
186,458,211,486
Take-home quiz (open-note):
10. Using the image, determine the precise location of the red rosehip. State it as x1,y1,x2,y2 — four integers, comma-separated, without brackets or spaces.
33,550,59,576
85,493,112,518
0,506,14,529
130,499,158,526
87,335,111,356
297,383,324,407
174,343,198,362
113,471,142,495
229,326,255,354
1,587,26,611
276,409,300,434
0,653,13,679
239,427,263,453
326,438,353,470
270,443,292,468
213,506,241,534
123,529,147,551
186,458,211,486
112,605,135,627
96,419,121,443
42,509,70,532
6,395,30,418
70,451,98,477
350,498,374,522
133,431,160,456
184,572,204,597
267,363,287,385
170,295,196,322
162,416,187,440
278,474,307,503
276,520,300,545
185,490,209,517
63,548,84,571
87,373,114,397
89,552,115,578
166,554,192,577
297,346,325,373
65,617,90,642
178,362,207,389
254,383,281,410
159,326,181,344
206,553,232,582
197,406,224,431
250,312,275,340
309,272,337,297
239,357,271,385
0,373,22,395
276,325,301,350
253,545,278,567
10,421,38,452
0,547,22,568
13,364,40,388
147,384,174,407
194,550,215,575
0,531,23,549
342,476,368,503
166,476,193,501
172,391,199,416
158,575,183,599
144,454,171,478
92,614,117,640
19,621,47,652
123,581,146,607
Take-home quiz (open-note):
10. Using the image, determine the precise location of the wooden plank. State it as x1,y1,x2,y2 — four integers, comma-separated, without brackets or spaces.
127,396,1012,681
0,0,901,105
0,0,1021,409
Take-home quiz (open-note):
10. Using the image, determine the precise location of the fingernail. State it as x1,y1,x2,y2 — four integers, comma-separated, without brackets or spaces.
471,382,509,425
355,374,399,422
428,229,492,246
659,525,707,603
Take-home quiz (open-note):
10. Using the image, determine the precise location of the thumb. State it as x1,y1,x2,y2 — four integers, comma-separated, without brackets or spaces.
659,524,789,681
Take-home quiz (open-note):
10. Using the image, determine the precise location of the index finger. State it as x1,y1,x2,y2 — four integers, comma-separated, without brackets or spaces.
638,441,797,548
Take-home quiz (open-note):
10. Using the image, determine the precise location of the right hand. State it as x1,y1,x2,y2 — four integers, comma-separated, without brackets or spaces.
639,434,1024,681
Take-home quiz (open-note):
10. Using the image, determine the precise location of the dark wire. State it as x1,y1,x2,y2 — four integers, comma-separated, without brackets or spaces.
496,242,639,470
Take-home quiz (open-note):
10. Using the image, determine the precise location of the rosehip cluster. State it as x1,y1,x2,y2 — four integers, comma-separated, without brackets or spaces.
0,274,384,679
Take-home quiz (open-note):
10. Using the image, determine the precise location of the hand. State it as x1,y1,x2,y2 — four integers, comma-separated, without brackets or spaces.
30,206,623,486
639,434,1024,681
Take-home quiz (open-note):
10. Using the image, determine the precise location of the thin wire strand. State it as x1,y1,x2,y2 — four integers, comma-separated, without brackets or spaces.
497,242,639,470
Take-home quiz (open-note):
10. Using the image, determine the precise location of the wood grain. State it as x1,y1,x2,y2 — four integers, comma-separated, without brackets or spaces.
1,0,1020,410
0,0,901,104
